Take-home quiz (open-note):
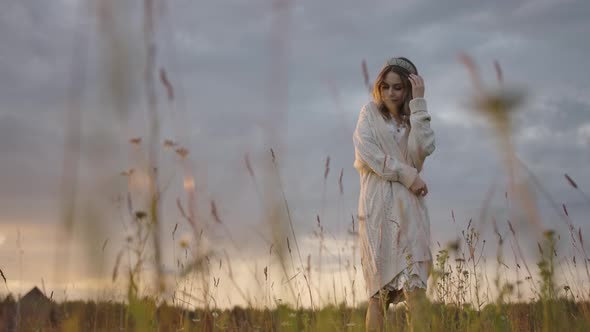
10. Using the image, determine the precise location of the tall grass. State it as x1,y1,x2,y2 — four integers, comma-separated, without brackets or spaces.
2,2,590,332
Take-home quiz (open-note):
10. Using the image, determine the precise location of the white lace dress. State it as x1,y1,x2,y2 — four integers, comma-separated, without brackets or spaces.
353,99,435,301
372,118,430,301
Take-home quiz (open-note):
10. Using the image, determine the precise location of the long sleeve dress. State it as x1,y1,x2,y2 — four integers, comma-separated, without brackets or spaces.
353,98,435,299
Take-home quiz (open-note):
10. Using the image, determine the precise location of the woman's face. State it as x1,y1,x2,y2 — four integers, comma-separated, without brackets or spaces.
380,71,406,113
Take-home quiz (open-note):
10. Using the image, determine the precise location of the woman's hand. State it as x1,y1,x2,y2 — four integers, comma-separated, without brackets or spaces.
409,73,425,99
409,175,428,197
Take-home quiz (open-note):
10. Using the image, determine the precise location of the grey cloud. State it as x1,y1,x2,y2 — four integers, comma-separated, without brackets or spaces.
0,113,63,201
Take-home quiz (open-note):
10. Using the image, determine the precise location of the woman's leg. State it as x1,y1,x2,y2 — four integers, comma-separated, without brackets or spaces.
403,287,429,332
366,293,388,331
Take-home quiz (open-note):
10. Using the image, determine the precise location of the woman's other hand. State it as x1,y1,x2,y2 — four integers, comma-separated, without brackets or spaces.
410,175,428,197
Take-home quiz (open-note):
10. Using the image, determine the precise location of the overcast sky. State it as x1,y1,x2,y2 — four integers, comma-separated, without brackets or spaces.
1,0,589,306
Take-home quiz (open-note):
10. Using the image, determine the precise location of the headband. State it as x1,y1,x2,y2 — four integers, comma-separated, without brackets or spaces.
385,57,418,75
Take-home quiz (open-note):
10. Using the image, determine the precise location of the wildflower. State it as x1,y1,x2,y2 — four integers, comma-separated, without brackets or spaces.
459,53,526,137
244,154,255,178
449,240,460,252
210,200,222,223
183,175,195,191
159,68,174,101
134,211,147,220
361,59,370,92
175,147,189,158
121,228,133,242
543,229,555,238
179,233,192,249
163,139,176,148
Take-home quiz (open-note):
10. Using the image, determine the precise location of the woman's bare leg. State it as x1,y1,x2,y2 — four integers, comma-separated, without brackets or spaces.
403,288,429,332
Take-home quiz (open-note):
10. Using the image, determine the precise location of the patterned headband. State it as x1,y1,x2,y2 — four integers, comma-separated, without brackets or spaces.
385,57,417,75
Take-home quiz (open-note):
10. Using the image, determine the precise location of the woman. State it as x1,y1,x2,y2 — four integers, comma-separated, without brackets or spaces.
353,57,435,330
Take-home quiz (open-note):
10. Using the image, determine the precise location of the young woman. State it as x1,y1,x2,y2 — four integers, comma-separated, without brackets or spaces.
353,57,435,330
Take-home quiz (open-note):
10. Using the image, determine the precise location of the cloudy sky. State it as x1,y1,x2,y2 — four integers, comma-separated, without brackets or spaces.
1,0,589,307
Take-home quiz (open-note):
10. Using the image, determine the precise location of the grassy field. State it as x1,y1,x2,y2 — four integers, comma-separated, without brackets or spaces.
2,297,590,331
3,218,590,331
